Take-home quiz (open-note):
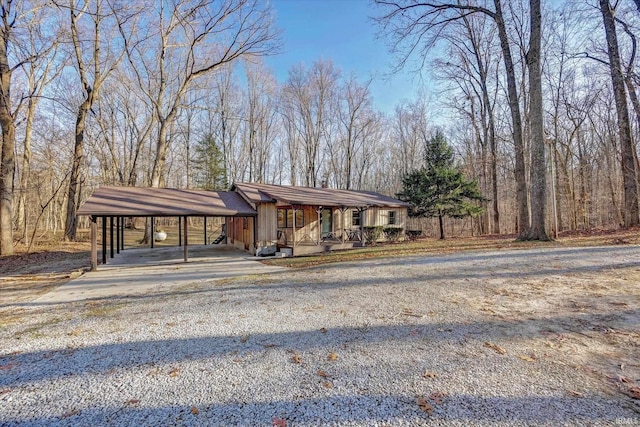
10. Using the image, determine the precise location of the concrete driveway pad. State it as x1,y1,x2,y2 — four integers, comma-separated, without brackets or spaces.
34,245,286,304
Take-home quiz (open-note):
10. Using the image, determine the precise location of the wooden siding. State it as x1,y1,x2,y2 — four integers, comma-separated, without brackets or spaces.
257,204,278,245
335,208,407,230
226,216,256,254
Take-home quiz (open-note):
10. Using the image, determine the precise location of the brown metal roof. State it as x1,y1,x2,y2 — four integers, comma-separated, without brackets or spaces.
233,183,410,208
77,186,257,217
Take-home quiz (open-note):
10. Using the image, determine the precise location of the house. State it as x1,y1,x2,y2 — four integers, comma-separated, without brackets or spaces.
78,183,409,269
229,183,409,256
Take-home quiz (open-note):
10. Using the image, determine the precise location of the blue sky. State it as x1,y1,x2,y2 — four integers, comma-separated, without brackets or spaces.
265,0,423,114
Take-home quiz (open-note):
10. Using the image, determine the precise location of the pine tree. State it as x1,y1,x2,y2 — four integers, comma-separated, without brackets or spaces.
397,130,484,239
192,134,228,190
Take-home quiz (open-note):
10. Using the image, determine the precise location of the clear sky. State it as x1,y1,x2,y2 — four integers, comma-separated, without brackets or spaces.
265,0,424,114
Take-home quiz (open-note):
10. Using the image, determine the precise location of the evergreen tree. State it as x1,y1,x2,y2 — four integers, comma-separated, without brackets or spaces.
192,134,228,190
397,130,484,239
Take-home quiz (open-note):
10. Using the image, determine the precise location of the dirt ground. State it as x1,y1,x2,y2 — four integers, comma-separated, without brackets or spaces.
1,231,639,414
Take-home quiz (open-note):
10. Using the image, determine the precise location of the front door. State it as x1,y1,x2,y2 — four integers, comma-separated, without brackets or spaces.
321,208,332,238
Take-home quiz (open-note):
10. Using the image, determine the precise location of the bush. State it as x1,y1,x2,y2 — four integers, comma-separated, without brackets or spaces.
363,226,384,244
383,227,404,241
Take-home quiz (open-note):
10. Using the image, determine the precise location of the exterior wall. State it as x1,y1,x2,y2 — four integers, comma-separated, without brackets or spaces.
226,216,256,255
337,208,408,230
227,204,408,256
256,203,278,255
363,207,408,229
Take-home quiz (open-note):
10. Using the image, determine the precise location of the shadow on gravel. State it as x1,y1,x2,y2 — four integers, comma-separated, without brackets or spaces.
2,309,638,389
0,393,636,425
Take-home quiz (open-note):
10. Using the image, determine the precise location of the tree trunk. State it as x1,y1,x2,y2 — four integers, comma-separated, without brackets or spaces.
527,0,548,240
600,0,639,227
64,98,91,241
17,97,35,242
494,0,529,239
438,211,445,240
0,25,14,255
151,119,169,188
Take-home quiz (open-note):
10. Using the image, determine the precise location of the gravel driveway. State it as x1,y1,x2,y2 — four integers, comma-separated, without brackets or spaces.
1,245,639,426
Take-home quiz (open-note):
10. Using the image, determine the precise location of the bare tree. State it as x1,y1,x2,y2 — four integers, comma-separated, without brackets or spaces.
527,0,548,239
15,26,65,243
0,1,58,255
375,0,536,239
599,0,639,227
118,0,279,190
282,60,340,187
63,0,130,241
0,0,17,255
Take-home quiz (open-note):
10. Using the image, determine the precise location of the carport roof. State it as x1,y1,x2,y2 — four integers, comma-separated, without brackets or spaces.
77,186,257,217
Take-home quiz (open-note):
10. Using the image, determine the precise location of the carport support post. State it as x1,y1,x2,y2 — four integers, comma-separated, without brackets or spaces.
150,217,154,248
183,216,188,262
109,216,114,258
178,216,182,247
204,216,207,245
120,217,124,251
116,216,120,254
101,216,107,265
90,216,97,271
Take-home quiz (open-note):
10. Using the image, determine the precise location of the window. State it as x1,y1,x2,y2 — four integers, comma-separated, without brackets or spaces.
352,210,361,226
277,208,304,228
388,211,396,225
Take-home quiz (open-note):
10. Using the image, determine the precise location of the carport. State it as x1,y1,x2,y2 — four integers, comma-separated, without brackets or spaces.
77,186,258,271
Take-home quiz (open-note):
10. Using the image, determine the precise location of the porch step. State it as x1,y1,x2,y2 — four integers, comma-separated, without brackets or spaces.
211,233,226,244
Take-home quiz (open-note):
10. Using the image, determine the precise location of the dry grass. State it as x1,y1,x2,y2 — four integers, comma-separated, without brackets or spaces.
261,228,640,268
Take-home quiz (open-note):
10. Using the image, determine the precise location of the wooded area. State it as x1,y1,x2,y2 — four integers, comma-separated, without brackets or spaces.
1,0,640,255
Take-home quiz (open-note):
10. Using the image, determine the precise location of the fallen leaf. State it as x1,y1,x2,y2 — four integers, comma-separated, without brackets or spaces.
272,417,287,426
290,353,302,364
191,406,199,415
416,397,433,415
169,368,180,377
429,391,446,405
0,388,10,396
322,381,334,388
517,354,535,362
422,370,438,379
567,390,584,398
327,352,338,361
0,362,18,371
240,334,250,343
61,409,79,418
317,370,328,378
627,386,640,399
484,341,506,355
125,399,140,405
319,327,327,333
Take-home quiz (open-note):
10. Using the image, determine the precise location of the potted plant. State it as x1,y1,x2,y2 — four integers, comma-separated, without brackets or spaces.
154,229,167,241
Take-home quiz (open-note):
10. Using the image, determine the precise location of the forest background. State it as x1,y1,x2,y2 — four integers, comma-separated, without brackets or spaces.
1,0,639,255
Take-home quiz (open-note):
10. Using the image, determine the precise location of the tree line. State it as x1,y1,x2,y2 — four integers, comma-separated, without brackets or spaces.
0,0,639,255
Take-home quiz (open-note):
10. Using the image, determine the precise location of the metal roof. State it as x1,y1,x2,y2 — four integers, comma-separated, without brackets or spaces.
77,186,257,217
233,183,410,208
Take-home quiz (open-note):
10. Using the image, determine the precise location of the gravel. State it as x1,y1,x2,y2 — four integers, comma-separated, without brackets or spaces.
1,245,639,426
